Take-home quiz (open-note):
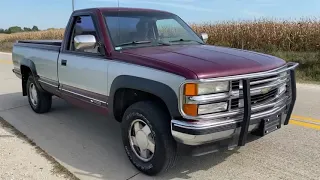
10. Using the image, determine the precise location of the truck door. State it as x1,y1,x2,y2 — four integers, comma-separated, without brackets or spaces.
57,14,109,107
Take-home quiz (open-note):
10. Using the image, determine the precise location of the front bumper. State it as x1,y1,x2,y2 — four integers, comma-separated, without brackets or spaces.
172,63,297,147
172,104,287,146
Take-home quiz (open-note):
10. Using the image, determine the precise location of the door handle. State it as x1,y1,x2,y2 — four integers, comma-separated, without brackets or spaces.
61,59,67,66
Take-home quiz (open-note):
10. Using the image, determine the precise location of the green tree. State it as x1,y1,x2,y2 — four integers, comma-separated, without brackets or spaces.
8,26,23,33
23,27,32,31
0,28,4,33
32,25,39,31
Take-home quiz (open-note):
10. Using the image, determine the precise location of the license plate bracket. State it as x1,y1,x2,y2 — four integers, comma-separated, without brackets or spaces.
262,114,282,136
251,113,282,137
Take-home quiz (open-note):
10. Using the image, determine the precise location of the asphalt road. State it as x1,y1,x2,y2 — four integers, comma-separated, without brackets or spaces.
1,52,320,180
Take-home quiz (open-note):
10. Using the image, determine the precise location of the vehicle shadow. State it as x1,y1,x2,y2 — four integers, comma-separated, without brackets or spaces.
0,92,260,180
152,133,260,179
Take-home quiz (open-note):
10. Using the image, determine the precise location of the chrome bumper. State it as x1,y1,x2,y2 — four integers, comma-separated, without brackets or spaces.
171,104,287,145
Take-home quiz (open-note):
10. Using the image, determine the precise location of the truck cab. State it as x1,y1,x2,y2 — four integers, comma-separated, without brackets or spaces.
12,7,298,176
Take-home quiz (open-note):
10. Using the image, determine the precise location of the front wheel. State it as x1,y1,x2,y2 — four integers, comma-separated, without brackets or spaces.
26,74,52,113
121,101,177,176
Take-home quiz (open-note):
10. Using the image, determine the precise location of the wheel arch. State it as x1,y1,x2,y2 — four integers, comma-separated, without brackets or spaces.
20,58,44,96
108,75,181,122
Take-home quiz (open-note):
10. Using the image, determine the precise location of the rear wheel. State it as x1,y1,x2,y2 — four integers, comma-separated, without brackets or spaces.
26,74,52,113
121,101,177,175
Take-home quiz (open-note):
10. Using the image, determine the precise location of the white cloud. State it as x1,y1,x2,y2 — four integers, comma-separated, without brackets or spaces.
93,0,214,12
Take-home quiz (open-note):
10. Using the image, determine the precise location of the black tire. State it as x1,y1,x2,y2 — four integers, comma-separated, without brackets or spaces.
26,74,52,113
121,101,177,176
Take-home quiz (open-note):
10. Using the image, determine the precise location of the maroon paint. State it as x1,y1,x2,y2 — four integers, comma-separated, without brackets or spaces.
111,50,198,79
97,9,113,56
63,94,109,116
61,84,108,105
119,45,286,79
99,7,171,14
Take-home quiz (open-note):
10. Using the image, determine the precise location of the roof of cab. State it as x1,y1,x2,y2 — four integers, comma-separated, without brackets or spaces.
74,7,172,14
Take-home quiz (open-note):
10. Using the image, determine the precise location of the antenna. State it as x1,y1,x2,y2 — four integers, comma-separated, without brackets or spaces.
117,0,120,48
72,0,75,12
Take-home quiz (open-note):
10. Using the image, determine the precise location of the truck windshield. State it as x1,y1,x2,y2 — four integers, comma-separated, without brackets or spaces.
104,11,204,50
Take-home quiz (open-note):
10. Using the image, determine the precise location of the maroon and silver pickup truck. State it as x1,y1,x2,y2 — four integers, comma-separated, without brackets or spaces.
12,7,298,175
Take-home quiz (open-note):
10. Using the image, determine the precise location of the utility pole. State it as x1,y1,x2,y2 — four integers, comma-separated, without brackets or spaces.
72,0,75,12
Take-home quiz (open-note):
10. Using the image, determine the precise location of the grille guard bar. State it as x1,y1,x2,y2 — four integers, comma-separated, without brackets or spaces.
238,64,297,146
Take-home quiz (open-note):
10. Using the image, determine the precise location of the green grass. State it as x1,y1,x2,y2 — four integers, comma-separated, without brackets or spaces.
267,51,320,83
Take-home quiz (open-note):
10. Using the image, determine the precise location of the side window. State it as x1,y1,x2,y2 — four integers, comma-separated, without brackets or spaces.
68,15,100,54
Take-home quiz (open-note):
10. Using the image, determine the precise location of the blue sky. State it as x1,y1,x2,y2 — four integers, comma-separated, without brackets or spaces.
0,0,319,29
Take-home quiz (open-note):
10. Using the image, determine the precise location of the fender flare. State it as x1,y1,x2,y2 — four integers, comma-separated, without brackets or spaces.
108,75,181,119
20,58,38,76
20,58,45,94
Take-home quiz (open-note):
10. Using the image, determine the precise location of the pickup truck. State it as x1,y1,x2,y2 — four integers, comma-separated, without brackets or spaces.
12,7,298,175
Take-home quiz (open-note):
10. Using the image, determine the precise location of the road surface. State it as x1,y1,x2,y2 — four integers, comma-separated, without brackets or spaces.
1,52,320,180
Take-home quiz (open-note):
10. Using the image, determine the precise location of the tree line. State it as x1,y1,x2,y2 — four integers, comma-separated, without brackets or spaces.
0,26,39,34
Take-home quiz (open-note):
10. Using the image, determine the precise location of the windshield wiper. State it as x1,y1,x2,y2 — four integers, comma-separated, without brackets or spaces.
115,40,172,50
157,41,171,46
117,41,152,47
169,39,203,44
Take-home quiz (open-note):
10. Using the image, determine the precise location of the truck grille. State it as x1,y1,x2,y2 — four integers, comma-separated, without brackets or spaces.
231,88,278,109
229,73,287,110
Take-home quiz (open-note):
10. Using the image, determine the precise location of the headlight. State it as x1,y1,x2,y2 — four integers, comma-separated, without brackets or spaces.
198,102,228,115
182,81,230,116
184,81,230,96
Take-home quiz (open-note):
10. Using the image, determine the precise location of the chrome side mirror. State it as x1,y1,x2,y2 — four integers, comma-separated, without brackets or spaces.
74,35,96,50
200,33,208,43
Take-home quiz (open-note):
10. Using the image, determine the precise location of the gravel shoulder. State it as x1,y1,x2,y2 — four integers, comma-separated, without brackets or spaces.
0,117,78,180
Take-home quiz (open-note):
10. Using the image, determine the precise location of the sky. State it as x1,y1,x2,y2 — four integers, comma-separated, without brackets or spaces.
0,0,319,30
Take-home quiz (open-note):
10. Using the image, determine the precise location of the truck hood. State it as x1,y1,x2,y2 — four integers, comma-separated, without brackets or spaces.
122,45,286,79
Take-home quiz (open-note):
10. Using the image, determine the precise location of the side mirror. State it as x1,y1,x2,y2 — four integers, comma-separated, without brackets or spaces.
200,33,208,43
74,35,96,50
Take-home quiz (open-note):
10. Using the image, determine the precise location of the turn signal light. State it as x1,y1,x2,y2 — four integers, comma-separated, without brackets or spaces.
183,104,198,116
184,83,197,96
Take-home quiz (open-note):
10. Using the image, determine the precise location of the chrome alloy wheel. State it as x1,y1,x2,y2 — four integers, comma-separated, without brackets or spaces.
29,83,38,106
129,119,155,162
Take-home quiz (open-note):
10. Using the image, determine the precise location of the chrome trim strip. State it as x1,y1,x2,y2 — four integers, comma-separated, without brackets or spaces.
187,93,229,104
198,96,287,120
60,88,107,104
172,104,287,130
250,78,288,92
232,78,288,97
186,78,288,104
250,77,279,85
38,80,58,87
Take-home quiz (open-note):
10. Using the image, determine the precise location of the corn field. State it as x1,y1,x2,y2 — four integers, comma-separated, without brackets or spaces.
191,18,320,52
0,29,64,52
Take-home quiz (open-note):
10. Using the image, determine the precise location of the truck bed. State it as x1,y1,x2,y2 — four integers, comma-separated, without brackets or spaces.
17,40,62,46
15,40,62,51
12,40,62,82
